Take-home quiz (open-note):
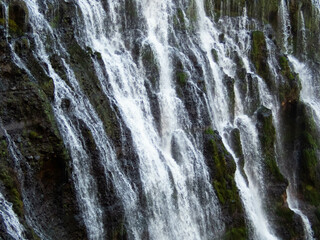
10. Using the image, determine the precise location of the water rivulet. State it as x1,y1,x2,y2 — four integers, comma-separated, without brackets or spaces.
1,0,320,239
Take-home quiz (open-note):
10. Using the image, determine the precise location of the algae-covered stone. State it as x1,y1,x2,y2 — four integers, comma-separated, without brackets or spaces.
256,106,284,181
203,128,247,239
251,31,273,89
8,0,28,36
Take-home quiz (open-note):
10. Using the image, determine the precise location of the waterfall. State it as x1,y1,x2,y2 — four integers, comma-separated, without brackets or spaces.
0,192,25,240
74,0,224,238
279,0,292,53
299,11,307,60
286,56,316,240
194,2,279,239
312,0,320,11
1,0,320,239
288,56,320,132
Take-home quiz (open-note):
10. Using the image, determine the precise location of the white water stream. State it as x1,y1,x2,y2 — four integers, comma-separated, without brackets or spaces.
0,192,25,240
0,0,319,239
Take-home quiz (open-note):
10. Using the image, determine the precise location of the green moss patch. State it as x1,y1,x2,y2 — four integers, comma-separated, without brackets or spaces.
257,106,285,182
0,158,24,217
251,31,273,89
297,106,320,206
278,55,301,105
203,128,248,238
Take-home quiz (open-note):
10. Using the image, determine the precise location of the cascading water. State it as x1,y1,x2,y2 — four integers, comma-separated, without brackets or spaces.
74,0,224,239
299,11,307,60
285,55,320,240
0,192,25,240
279,0,292,54
193,2,279,239
1,0,320,239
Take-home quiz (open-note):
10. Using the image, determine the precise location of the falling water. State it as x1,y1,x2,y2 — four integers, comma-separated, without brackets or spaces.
194,2,278,239
286,56,316,240
1,0,319,239
299,11,307,60
288,57,320,128
74,0,224,239
12,1,109,239
312,0,320,12
279,0,292,54
0,192,25,240
0,119,49,239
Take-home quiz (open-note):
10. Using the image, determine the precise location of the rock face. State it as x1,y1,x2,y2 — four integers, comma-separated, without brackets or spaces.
0,0,320,239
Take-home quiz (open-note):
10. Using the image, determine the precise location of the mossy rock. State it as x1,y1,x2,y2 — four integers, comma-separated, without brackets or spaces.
214,0,246,18
186,0,198,23
229,128,248,184
251,31,273,89
278,55,301,106
223,227,247,240
296,105,320,206
204,0,214,18
173,8,187,32
173,58,189,98
256,106,285,182
0,157,24,217
203,128,247,237
111,220,127,240
8,1,28,36
141,43,160,89
176,71,188,86
223,75,235,121
273,198,303,239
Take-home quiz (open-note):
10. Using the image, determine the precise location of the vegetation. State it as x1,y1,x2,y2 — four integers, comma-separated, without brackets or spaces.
257,106,285,182
251,31,273,89
204,128,248,239
297,106,320,205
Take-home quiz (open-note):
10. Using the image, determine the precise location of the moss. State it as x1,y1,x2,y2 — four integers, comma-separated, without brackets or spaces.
223,76,235,120
0,165,24,217
211,49,219,62
187,0,198,23
203,129,245,227
303,185,320,205
204,0,214,18
176,71,188,86
279,56,297,81
204,127,215,135
1,140,8,158
297,107,320,206
275,204,294,222
111,220,127,240
209,138,238,207
0,17,23,35
251,31,273,89
173,8,186,31
257,107,285,182
30,229,41,240
94,51,102,60
278,55,301,105
67,41,122,142
141,44,160,88
29,130,43,140
273,201,300,238
50,15,60,28
230,128,249,185
40,78,55,100
223,227,247,240
124,0,137,21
